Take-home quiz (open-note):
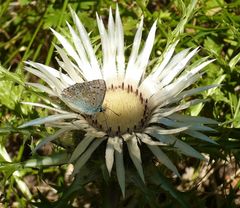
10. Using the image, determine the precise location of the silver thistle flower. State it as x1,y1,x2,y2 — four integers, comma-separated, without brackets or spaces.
20,6,217,196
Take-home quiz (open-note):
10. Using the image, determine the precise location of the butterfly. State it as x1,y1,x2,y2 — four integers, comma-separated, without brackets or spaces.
61,79,106,115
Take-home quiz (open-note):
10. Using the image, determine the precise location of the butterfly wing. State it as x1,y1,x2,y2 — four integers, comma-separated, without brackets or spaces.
61,79,106,115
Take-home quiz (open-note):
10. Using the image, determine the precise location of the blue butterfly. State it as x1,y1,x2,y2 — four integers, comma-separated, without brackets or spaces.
61,79,106,115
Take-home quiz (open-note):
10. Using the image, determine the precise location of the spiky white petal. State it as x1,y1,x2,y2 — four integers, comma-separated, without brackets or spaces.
34,128,72,152
147,132,205,160
137,133,167,146
51,29,89,76
19,113,79,128
145,126,189,135
158,47,199,88
71,120,106,137
125,21,157,88
147,144,180,176
123,134,145,182
26,82,55,95
21,102,69,114
151,99,205,120
160,84,218,107
168,113,218,124
69,135,95,162
105,137,115,174
157,117,216,132
139,41,179,95
114,138,125,196
115,5,125,81
70,9,102,79
185,130,217,144
96,12,118,84
73,139,105,175
25,66,62,94
66,22,98,77
125,17,143,83
54,46,84,83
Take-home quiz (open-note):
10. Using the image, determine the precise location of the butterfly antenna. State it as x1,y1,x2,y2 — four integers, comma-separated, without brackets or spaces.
105,107,120,116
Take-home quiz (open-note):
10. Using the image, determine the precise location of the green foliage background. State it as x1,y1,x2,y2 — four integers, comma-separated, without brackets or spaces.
0,0,240,207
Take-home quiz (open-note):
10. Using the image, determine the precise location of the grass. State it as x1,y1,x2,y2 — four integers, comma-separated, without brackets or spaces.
0,0,240,207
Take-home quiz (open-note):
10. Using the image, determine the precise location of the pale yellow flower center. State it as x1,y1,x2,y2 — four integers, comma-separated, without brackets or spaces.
86,84,149,136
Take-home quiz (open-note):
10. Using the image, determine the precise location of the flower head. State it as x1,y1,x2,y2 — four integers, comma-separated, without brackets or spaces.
20,6,217,195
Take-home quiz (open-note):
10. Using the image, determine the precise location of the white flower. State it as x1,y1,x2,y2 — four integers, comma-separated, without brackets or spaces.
20,6,217,196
